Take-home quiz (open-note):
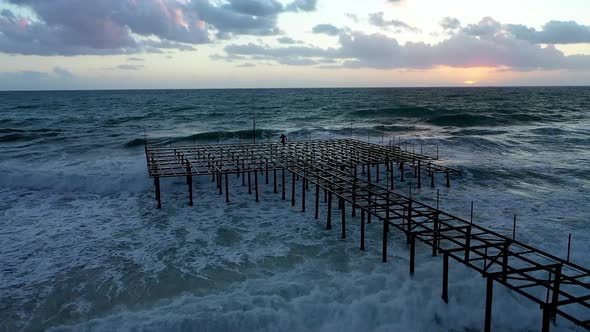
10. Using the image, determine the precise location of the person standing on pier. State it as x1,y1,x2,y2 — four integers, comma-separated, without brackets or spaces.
280,134,287,145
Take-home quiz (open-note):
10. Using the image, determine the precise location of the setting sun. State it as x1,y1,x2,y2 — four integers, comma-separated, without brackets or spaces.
464,80,477,85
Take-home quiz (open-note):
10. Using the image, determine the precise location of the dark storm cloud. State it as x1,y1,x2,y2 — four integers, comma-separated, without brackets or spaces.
0,0,317,56
312,24,341,36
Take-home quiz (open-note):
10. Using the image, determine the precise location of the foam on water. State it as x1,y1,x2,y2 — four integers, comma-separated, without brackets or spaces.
1,87,589,331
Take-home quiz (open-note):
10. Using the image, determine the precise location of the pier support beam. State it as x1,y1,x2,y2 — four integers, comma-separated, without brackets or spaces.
274,168,278,193
282,167,286,200
291,171,296,207
382,193,390,263
542,306,552,332
433,213,439,256
417,160,421,188
485,277,494,332
154,175,161,209
315,183,320,220
301,173,306,212
360,209,365,251
442,252,449,303
255,169,259,202
248,171,252,194
410,233,416,275
187,164,193,207
390,161,395,190
225,173,229,203
341,201,346,239
326,190,332,230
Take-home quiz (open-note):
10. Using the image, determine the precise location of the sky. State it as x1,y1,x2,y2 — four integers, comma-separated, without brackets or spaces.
0,0,589,90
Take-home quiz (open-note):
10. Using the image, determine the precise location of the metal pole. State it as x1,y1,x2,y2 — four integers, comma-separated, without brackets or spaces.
341,201,346,239
360,209,365,251
326,190,332,230
225,173,229,203
442,252,449,303
485,277,494,332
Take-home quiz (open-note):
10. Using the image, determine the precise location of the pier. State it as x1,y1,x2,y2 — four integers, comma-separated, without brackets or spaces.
145,138,589,332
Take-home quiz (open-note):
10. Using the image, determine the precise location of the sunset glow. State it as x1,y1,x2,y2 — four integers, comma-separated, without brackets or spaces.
0,0,588,90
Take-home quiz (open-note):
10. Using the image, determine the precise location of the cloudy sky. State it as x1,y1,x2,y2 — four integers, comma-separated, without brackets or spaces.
0,0,589,90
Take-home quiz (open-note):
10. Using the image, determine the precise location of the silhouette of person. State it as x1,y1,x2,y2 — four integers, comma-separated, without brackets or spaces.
280,134,287,145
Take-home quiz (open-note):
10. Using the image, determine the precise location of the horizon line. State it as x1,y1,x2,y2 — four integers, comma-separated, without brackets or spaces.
1,84,589,92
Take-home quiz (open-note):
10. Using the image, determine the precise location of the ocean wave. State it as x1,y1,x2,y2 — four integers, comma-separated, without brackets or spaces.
0,128,63,142
11,104,41,110
375,125,417,132
426,114,502,127
452,129,509,136
104,115,147,126
129,129,279,148
349,106,434,119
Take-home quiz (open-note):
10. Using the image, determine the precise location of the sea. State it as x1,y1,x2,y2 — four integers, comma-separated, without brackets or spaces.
0,87,589,332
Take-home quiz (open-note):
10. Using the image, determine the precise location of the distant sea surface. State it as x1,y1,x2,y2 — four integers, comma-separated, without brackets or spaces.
1,87,589,331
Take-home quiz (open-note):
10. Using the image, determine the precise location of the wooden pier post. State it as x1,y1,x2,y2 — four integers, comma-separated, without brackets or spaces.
367,163,371,183
446,171,450,187
485,277,493,332
400,162,405,182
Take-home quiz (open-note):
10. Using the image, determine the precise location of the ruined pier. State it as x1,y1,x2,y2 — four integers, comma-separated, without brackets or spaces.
145,138,589,332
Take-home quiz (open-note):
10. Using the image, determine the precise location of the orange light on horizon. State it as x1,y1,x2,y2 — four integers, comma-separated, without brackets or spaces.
463,80,477,85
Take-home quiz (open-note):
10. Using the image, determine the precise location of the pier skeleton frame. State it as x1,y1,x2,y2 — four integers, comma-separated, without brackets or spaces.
145,138,589,332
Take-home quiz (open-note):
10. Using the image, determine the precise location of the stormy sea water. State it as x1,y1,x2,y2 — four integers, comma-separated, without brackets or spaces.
0,87,589,332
